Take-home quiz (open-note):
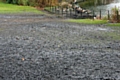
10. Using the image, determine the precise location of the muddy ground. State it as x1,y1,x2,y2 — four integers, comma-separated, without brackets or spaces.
0,13,120,80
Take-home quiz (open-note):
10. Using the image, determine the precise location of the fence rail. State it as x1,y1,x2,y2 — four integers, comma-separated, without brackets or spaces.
45,6,120,22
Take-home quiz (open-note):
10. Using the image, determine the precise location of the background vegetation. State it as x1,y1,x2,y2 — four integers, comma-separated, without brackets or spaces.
78,0,114,8
0,0,113,8
0,0,58,7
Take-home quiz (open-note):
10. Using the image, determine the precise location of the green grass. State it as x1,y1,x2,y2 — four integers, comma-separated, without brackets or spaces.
45,7,51,10
68,19,108,24
0,2,43,14
44,7,54,13
107,23,120,27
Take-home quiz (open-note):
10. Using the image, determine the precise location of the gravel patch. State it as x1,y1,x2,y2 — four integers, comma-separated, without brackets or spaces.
0,13,120,80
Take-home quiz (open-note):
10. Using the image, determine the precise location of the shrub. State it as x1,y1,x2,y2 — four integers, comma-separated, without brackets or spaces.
111,7,120,23
12,0,18,4
22,0,29,6
17,0,22,5
0,0,6,2
1,0,58,7
78,0,94,8
102,16,108,20
59,2,69,8
6,0,12,3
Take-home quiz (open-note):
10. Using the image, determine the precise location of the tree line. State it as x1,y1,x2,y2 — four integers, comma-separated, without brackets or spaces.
0,0,114,8
0,0,58,7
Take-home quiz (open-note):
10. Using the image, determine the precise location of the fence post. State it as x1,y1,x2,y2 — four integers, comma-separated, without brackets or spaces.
52,6,54,13
50,5,51,11
58,6,59,15
116,10,119,22
87,11,90,18
100,9,101,19
93,10,95,20
55,6,57,14
70,9,72,17
81,12,82,18
66,7,68,17
75,8,76,16
108,10,110,20
51,6,53,12
50,4,52,12
62,8,63,16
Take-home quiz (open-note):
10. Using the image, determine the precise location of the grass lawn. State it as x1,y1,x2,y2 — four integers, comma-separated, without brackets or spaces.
0,2,43,14
107,23,120,27
68,19,108,24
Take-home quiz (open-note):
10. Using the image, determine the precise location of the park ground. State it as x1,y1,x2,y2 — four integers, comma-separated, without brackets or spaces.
0,3,120,80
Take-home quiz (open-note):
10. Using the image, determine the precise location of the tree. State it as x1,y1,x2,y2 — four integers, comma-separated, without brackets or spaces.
6,0,12,3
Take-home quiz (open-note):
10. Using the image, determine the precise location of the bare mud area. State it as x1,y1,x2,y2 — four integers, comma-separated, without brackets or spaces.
0,13,120,80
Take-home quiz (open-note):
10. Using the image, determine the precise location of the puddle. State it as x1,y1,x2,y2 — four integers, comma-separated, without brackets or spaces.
95,27,112,31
